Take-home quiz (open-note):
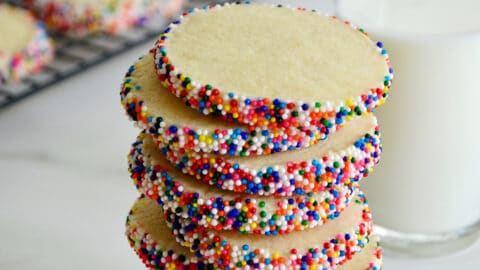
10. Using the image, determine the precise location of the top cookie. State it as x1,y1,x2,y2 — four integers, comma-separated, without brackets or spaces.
154,2,393,130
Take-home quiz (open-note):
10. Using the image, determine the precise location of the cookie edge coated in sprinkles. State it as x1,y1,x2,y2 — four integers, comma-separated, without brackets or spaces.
164,191,374,269
160,123,382,197
121,53,339,157
128,132,357,236
126,195,383,270
125,195,217,269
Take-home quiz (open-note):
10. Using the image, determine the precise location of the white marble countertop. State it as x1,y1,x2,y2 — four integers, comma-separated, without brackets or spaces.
1,1,480,268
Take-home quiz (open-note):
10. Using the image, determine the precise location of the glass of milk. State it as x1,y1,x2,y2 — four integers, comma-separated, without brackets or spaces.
335,0,480,256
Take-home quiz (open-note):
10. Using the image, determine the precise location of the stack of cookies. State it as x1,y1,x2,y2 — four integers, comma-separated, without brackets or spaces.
120,2,393,269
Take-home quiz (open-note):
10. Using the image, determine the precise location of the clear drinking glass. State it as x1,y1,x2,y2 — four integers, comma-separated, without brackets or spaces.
334,0,480,256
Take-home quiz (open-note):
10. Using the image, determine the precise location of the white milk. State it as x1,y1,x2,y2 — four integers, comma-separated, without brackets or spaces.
337,0,480,234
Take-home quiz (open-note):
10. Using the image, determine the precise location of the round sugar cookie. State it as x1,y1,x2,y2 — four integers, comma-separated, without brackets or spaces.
154,2,393,131
166,191,375,269
161,114,381,196
128,132,356,235
0,4,54,85
121,53,337,157
24,0,161,35
127,196,383,270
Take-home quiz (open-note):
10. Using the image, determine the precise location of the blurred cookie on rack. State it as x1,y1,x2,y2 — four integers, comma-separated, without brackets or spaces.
23,0,184,35
0,3,54,86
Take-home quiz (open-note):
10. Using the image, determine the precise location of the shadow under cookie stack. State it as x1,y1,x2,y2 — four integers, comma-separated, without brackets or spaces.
120,2,393,269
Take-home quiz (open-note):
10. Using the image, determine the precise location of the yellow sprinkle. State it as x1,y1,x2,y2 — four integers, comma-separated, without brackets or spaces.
199,135,206,142
224,105,231,112
346,98,355,107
